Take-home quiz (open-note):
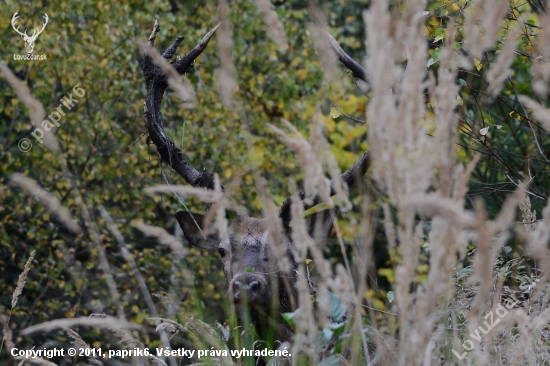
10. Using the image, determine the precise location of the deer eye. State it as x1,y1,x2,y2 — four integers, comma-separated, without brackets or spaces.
218,247,227,257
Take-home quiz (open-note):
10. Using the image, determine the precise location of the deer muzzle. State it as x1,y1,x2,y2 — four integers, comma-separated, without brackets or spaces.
230,273,267,304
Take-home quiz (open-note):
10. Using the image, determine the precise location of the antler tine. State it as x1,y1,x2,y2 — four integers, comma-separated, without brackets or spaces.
278,151,370,227
171,23,221,74
326,31,369,84
36,13,49,35
30,13,48,37
278,32,370,226
140,22,220,190
11,11,28,37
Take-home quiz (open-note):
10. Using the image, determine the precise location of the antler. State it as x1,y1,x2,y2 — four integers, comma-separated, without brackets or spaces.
11,12,48,40
278,151,370,227
140,21,221,190
326,31,369,84
139,21,371,224
278,33,371,226
31,14,49,39
11,11,27,38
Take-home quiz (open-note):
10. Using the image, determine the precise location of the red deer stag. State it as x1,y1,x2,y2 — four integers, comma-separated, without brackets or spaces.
139,21,370,345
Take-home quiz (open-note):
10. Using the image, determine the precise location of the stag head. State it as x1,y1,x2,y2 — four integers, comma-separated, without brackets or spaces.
11,11,49,54
174,206,339,342
139,21,370,341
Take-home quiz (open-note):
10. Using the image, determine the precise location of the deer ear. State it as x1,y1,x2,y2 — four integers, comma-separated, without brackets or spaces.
307,208,336,245
175,211,219,250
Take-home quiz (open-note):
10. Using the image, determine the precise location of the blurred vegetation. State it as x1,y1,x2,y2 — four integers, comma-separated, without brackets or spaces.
0,0,549,364
0,0,369,360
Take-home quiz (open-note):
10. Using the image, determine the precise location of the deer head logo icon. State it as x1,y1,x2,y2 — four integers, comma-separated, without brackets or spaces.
11,11,49,54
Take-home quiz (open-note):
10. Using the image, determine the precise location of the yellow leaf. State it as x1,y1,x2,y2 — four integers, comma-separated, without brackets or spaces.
509,111,524,121
327,116,336,133
473,58,482,71
456,95,463,106
378,268,394,283
305,259,312,265
330,107,341,119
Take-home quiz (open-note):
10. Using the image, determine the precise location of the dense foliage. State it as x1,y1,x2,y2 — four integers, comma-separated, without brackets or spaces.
1,0,549,365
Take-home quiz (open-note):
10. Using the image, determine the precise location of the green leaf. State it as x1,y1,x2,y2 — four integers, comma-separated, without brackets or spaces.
459,268,473,277
318,328,332,349
329,293,345,321
434,28,445,42
432,48,441,62
363,318,371,327
330,320,346,338
323,328,333,341
282,310,299,328
331,334,351,355
318,355,339,366
387,291,394,303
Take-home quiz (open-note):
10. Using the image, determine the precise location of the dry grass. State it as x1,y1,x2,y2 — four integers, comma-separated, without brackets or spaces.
254,0,289,53
0,62,59,152
3,1,550,365
20,317,139,336
11,250,35,309
138,39,197,108
66,329,103,365
10,174,81,234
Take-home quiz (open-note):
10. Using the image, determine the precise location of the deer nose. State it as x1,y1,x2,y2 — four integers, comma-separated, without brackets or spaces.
247,281,260,298
232,279,262,302
233,280,242,300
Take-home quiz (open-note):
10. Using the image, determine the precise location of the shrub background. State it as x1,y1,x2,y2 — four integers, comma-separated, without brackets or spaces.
1,0,550,365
